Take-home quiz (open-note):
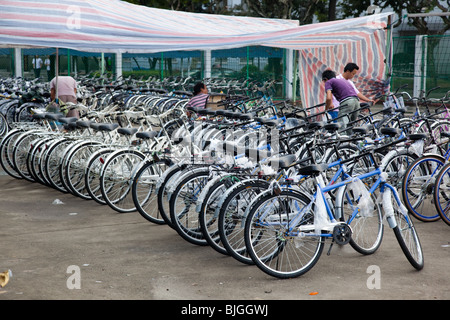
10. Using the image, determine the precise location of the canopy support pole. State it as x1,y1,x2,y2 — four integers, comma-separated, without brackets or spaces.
14,48,22,78
115,52,122,80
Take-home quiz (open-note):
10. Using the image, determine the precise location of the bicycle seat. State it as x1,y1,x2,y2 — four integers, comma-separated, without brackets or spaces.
297,163,329,176
308,121,325,130
380,127,402,137
239,113,253,121
382,107,393,115
204,109,217,116
97,123,119,132
324,123,341,132
196,108,209,115
117,127,138,136
136,131,159,140
394,108,406,113
407,133,428,141
268,154,297,169
58,117,78,124
215,109,227,116
352,126,369,134
76,120,92,128
44,113,64,121
441,132,450,138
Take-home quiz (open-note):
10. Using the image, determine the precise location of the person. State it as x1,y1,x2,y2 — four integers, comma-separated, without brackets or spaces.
328,63,374,121
188,82,209,109
322,69,360,134
32,55,43,79
44,56,51,80
49,76,79,118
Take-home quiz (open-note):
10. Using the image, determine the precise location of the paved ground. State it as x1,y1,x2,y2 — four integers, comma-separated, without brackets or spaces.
0,168,449,302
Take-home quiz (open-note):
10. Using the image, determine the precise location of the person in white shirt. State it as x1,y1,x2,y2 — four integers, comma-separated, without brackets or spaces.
32,55,43,79
44,56,51,80
328,63,374,121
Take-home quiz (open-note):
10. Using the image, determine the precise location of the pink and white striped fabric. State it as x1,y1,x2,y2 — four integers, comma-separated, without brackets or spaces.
0,0,393,107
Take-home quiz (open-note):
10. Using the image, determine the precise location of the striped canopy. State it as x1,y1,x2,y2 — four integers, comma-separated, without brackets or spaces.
0,0,394,107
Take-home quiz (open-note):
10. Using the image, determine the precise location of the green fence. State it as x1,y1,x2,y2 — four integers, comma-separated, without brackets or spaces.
392,34,450,99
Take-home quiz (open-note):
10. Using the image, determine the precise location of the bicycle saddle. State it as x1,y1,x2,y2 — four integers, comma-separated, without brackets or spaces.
44,113,64,121
352,126,370,135
324,123,341,132
268,154,297,169
76,120,93,128
407,133,428,141
297,163,329,177
117,127,138,136
58,117,78,124
308,121,325,130
97,123,119,132
380,127,401,137
136,131,159,140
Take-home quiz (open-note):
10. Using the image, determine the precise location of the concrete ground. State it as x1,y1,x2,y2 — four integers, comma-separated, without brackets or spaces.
0,168,449,301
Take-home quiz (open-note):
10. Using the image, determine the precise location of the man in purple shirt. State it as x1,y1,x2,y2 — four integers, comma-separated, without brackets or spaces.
322,69,359,135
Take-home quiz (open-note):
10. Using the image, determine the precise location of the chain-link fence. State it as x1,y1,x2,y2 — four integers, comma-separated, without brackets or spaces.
392,14,450,99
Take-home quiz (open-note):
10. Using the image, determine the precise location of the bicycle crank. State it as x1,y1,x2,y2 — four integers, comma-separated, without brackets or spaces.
332,223,352,245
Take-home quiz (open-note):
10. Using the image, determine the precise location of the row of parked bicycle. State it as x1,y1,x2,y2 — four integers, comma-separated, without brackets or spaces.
1,77,449,278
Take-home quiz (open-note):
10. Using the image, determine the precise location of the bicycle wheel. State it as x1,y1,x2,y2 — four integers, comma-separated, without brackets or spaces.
218,179,270,264
100,149,146,213
382,149,418,190
169,169,210,246
402,155,444,222
156,163,187,228
85,147,115,205
12,130,39,182
64,141,102,199
132,158,173,224
336,183,384,255
0,129,24,179
387,187,424,270
44,138,73,193
433,162,450,226
198,176,235,255
27,136,54,185
244,190,324,279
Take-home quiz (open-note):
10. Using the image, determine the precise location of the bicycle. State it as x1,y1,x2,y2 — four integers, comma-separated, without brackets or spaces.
243,136,424,278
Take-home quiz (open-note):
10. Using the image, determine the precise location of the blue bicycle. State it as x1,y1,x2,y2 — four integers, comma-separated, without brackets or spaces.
243,137,424,278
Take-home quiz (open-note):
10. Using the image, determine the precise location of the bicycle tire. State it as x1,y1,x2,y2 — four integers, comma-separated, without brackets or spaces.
100,149,146,213
132,158,173,224
169,169,210,246
198,176,234,255
218,179,270,265
402,154,444,222
0,129,24,179
433,162,450,226
156,163,187,228
244,190,324,279
85,147,115,205
64,141,102,199
389,188,424,270
336,183,384,255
